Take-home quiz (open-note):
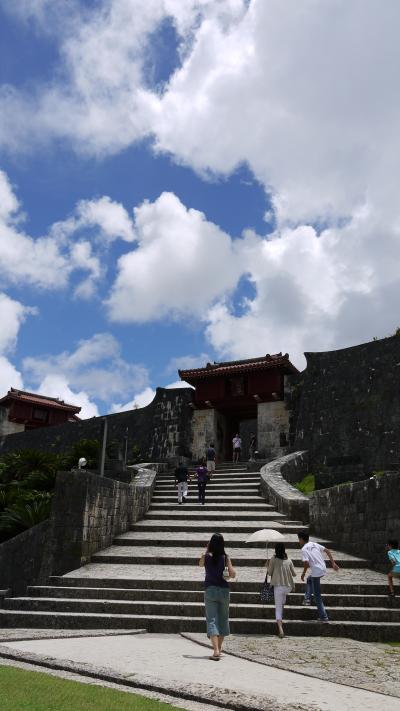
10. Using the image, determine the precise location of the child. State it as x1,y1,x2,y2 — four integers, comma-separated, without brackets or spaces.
387,539,400,597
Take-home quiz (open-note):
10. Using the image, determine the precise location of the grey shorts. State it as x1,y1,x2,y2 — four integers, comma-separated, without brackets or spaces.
204,586,230,637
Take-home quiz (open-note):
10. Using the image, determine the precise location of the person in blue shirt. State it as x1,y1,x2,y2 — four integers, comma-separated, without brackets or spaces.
386,538,400,597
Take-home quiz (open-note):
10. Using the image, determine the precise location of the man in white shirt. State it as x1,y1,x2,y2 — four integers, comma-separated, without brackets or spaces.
232,434,241,463
298,530,339,622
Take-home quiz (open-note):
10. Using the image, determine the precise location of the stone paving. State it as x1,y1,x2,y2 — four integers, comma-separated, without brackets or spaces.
184,632,400,698
2,632,399,711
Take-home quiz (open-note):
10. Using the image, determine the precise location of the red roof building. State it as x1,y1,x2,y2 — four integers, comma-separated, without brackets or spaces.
180,353,298,416
0,388,81,436
179,354,298,461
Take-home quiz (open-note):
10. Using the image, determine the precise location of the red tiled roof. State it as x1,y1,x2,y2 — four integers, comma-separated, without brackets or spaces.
179,353,298,380
0,388,81,413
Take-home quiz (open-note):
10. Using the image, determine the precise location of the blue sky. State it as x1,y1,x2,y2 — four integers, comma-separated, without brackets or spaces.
0,1,399,416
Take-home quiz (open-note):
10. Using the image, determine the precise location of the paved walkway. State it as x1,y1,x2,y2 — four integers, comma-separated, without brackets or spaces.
3,633,399,711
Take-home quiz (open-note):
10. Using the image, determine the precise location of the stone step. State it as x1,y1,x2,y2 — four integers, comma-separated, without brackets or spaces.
131,521,305,533
5,597,400,624
144,511,288,520
154,482,265,492
113,532,331,548
28,586,400,609
0,609,398,641
49,575,389,595
91,546,368,568
149,502,272,510
152,496,264,504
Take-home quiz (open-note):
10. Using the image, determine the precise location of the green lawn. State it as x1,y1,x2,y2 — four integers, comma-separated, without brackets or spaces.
0,666,182,711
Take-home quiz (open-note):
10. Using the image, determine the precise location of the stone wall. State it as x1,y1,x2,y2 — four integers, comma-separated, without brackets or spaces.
257,400,289,459
0,407,24,437
310,472,400,570
0,387,194,462
0,520,53,596
294,336,400,477
259,451,310,523
191,409,217,461
0,467,156,594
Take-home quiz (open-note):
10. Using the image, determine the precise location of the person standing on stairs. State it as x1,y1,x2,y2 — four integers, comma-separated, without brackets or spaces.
206,443,216,477
174,461,190,505
195,458,209,505
199,533,236,660
232,433,242,463
298,531,340,623
267,542,296,638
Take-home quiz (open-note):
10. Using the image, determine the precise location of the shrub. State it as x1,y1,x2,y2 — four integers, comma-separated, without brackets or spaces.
294,473,315,495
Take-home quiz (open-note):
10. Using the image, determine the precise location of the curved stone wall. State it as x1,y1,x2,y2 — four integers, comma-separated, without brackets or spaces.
259,451,310,523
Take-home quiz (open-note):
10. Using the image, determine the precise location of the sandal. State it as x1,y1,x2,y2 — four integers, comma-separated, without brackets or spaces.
209,654,220,661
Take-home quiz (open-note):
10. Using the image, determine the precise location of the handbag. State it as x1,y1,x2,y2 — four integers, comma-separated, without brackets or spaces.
260,573,274,604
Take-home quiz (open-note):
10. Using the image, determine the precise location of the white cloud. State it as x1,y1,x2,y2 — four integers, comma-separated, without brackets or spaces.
165,379,194,390
0,291,35,397
111,386,156,413
166,352,210,374
0,356,23,396
0,170,138,296
37,374,99,420
106,191,241,322
2,1,400,364
0,169,101,291
23,333,150,405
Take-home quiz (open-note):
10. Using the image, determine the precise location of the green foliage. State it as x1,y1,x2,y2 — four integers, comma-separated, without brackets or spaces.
0,449,61,483
0,492,52,540
294,473,315,495
62,439,100,470
129,444,142,464
0,665,184,711
371,470,385,479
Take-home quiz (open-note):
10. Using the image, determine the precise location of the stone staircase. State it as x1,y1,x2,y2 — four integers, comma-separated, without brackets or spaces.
1,463,399,641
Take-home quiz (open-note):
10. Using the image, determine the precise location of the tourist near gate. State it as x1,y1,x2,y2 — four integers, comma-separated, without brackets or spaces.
179,353,298,462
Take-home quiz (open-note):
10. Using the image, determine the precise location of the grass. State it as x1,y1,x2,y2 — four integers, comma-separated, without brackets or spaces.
385,642,400,647
0,666,183,711
294,473,315,495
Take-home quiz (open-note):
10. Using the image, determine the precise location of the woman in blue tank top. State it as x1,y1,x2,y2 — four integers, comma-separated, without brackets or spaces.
199,533,236,660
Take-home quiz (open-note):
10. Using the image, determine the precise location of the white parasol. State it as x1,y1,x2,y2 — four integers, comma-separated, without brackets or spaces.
245,527,285,558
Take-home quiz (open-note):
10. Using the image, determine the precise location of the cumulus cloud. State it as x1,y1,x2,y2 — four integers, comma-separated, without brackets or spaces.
106,192,241,322
37,374,99,420
0,291,34,396
2,1,400,363
166,352,210,374
23,333,150,406
111,386,156,413
0,169,137,296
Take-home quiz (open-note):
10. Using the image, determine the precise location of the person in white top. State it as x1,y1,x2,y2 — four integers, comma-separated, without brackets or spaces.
298,530,339,622
232,434,241,463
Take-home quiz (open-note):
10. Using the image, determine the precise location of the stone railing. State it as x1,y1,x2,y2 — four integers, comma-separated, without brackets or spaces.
259,451,310,523
0,465,158,595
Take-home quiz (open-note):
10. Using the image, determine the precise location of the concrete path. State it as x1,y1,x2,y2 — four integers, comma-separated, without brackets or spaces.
3,633,399,711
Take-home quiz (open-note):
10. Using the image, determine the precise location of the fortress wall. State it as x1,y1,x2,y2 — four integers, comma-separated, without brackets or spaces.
0,387,194,462
294,335,400,478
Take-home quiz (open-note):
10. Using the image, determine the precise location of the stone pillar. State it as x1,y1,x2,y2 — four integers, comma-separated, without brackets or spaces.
191,409,217,461
257,400,290,459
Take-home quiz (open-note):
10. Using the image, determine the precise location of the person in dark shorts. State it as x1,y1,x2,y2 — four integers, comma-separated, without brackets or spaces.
199,533,236,660
232,434,241,463
195,459,209,505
